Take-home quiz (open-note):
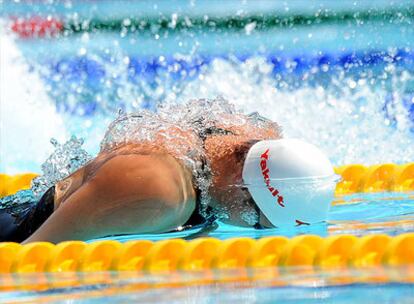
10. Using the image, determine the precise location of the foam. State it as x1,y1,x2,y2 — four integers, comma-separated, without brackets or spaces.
172,57,414,165
0,26,67,173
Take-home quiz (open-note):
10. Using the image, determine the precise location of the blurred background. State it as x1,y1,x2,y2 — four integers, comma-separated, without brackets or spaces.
1,0,414,173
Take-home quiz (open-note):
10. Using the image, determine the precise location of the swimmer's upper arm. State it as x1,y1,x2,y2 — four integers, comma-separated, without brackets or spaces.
24,154,196,243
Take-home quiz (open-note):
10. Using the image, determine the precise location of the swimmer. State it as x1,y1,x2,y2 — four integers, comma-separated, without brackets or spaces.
0,99,336,243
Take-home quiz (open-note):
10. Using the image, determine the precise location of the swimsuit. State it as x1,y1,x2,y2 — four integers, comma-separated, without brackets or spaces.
0,186,55,242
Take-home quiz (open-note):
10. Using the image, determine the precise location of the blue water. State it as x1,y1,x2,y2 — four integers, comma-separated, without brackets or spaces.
1,0,414,302
88,192,414,242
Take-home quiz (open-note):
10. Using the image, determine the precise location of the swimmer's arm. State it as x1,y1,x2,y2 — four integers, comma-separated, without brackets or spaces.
23,154,196,243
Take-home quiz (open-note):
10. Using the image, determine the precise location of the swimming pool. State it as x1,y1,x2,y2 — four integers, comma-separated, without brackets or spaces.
1,0,414,302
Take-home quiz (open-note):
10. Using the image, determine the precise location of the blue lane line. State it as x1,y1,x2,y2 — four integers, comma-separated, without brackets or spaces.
48,49,414,82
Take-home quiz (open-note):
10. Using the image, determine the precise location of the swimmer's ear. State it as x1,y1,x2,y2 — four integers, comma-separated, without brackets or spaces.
234,140,260,163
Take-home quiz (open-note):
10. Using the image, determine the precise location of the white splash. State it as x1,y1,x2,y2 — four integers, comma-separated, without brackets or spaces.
171,57,414,165
0,25,67,173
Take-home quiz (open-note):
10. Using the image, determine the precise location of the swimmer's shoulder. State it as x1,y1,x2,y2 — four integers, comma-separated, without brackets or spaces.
88,143,197,207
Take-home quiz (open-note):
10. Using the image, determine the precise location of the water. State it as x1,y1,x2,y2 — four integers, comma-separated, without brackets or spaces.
3,36,414,171
0,268,413,303
1,1,414,302
1,270,414,303
3,38,414,172
86,191,413,242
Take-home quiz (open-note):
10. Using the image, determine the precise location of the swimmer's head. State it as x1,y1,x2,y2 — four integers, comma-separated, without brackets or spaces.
242,139,337,227
204,118,281,227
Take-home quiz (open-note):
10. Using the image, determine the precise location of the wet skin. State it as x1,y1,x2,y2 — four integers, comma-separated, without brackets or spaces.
24,121,280,243
24,146,196,243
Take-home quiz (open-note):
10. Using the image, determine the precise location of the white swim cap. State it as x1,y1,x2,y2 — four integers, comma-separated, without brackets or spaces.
242,139,337,227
